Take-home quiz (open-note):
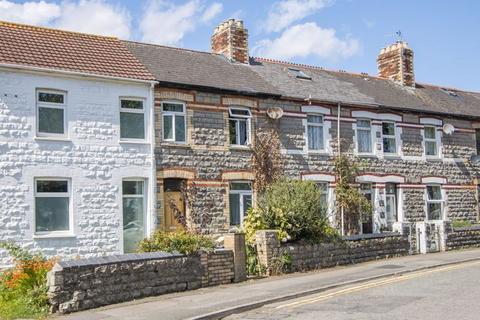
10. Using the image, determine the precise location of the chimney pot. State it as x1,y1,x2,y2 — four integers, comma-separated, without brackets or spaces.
377,41,415,87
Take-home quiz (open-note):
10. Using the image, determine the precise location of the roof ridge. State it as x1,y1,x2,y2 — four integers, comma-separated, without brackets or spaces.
122,39,215,56
0,20,118,40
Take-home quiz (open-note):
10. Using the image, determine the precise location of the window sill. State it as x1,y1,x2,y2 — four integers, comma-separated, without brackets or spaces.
307,150,331,156
356,154,377,158
229,145,252,151
426,157,442,162
383,154,402,160
119,140,151,145
33,233,76,239
160,142,190,148
34,136,71,142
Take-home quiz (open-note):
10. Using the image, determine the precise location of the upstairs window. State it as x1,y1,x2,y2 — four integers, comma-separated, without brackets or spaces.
357,119,372,154
37,90,66,136
162,102,186,143
229,107,251,146
35,179,70,234
120,98,145,140
426,185,443,220
307,115,324,151
424,126,438,157
382,122,397,154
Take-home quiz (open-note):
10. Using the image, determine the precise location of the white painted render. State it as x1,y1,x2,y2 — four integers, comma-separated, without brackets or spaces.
0,67,156,267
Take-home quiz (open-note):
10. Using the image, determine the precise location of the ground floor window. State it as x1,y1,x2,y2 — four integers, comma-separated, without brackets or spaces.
360,183,374,234
426,184,443,220
229,182,252,226
122,179,146,253
35,179,70,233
316,182,329,208
385,183,398,230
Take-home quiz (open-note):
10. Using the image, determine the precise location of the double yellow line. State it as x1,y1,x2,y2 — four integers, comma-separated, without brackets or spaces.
275,260,480,310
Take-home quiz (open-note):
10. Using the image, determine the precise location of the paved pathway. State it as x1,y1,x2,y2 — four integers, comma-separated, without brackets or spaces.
54,249,480,320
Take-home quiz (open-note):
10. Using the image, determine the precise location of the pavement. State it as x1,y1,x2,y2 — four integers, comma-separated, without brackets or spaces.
225,259,480,320
54,248,480,320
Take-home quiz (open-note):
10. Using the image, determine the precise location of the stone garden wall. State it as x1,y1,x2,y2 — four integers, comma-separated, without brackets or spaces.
256,230,410,274
446,226,480,250
47,250,234,314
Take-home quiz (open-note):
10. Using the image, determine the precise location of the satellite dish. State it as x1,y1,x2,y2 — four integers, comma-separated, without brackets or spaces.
267,107,284,119
470,155,480,164
442,123,455,135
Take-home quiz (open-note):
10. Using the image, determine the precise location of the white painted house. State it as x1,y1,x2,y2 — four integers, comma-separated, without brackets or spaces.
0,22,157,267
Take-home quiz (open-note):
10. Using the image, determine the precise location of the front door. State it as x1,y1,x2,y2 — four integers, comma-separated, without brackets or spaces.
163,179,186,232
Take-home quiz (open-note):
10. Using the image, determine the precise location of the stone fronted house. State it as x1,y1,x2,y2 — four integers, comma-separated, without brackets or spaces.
0,22,157,266
125,19,480,254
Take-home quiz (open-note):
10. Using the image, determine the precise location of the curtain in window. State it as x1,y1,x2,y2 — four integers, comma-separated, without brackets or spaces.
308,125,324,150
357,130,371,153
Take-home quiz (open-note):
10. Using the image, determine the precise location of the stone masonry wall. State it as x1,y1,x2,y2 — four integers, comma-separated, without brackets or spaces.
256,230,409,274
446,226,480,250
47,250,235,314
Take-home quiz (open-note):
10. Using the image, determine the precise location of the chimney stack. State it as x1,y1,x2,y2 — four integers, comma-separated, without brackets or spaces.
211,19,249,64
377,41,415,87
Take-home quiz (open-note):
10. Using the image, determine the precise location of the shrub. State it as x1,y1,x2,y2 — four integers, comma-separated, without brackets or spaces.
137,230,215,255
0,242,54,319
452,220,480,228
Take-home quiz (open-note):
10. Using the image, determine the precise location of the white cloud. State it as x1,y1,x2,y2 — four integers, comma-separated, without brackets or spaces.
0,0,131,38
264,0,332,33
0,0,61,25
201,2,222,23
54,0,131,38
140,0,224,46
253,22,360,61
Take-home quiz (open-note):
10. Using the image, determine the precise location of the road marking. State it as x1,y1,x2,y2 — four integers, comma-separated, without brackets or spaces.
275,260,480,310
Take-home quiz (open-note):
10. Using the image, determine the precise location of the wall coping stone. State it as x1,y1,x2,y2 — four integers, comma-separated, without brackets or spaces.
342,232,402,241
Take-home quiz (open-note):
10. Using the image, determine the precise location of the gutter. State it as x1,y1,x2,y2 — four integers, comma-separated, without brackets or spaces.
0,63,158,86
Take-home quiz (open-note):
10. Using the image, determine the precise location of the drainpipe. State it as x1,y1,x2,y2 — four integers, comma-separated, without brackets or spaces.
337,102,345,236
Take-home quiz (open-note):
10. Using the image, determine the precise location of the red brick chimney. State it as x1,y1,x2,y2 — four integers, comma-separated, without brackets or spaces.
377,41,415,87
211,19,249,64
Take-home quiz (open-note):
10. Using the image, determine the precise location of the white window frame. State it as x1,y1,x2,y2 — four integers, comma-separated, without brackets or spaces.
425,184,444,221
161,101,186,143
34,178,73,237
307,114,325,151
122,178,148,253
423,126,440,158
120,97,147,141
356,118,373,155
36,89,67,138
382,121,397,155
229,181,253,226
229,107,252,146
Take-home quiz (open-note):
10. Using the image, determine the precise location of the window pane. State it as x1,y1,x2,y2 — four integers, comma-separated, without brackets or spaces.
307,115,323,124
163,115,173,140
123,197,145,253
357,119,371,128
383,137,396,153
175,115,186,142
35,197,69,232
121,100,143,110
243,194,252,217
357,130,372,153
308,125,324,150
229,120,237,145
37,180,68,193
231,182,252,190
120,112,145,139
162,103,184,112
425,127,436,139
230,108,251,117
427,203,442,220
382,122,395,136
38,107,64,134
229,193,240,226
123,181,144,195
386,195,396,223
238,120,248,145
427,186,442,200
38,92,64,104
385,183,396,194
425,141,437,156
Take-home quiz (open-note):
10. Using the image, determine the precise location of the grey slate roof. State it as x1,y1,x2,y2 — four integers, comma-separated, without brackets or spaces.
122,41,281,96
250,58,480,118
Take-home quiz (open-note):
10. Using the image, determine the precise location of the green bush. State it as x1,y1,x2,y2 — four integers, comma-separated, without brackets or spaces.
0,242,53,319
137,230,215,255
452,220,480,228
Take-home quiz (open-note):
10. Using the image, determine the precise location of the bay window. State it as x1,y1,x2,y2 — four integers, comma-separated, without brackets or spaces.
357,119,372,154
120,98,145,140
35,179,71,234
162,102,186,143
37,90,66,136
229,107,251,146
307,115,324,151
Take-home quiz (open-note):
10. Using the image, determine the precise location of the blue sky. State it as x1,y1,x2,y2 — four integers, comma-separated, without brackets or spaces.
1,0,479,91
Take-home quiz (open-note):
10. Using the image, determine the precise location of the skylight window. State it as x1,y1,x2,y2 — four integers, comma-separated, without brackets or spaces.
288,68,312,80
441,88,458,97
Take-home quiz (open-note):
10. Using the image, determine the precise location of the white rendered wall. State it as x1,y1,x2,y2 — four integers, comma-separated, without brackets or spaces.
0,68,155,267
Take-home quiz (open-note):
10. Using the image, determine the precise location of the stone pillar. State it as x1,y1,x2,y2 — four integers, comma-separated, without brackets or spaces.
255,230,280,275
224,232,247,282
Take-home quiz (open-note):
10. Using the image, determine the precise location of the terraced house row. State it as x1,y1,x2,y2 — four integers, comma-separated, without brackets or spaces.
1,19,480,266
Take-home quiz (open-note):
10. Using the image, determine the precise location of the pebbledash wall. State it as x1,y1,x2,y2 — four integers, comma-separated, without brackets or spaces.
0,68,155,267
154,87,480,239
